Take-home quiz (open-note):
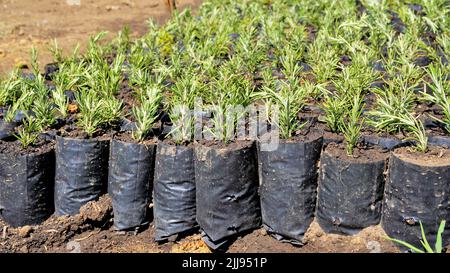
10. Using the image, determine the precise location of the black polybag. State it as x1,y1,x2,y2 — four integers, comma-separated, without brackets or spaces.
54,136,109,215
382,153,450,249
257,136,323,244
428,135,450,148
44,63,59,80
0,149,54,227
153,142,197,241
316,149,387,235
362,135,404,150
108,139,155,230
0,120,16,140
195,142,261,247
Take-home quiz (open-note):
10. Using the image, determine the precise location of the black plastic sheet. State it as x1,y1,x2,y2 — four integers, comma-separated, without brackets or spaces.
382,153,450,249
195,142,261,246
257,136,322,244
362,135,404,150
54,136,109,215
153,142,197,241
0,149,55,227
317,149,387,235
428,135,450,148
108,139,155,230
0,120,16,140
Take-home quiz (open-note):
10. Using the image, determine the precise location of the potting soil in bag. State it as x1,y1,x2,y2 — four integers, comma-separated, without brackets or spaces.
153,142,197,241
382,149,450,249
257,135,323,245
0,149,55,227
195,141,261,249
108,139,155,230
54,136,109,215
317,144,387,235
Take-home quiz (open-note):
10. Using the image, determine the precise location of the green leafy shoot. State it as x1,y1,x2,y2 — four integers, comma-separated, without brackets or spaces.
32,94,57,130
4,92,33,122
258,80,308,139
75,89,105,137
49,39,64,63
339,96,364,155
101,97,123,126
386,220,446,253
421,65,450,133
132,88,162,142
13,115,40,148
320,93,348,133
30,46,40,75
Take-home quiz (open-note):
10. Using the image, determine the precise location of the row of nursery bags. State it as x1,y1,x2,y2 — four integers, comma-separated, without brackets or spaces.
0,135,448,250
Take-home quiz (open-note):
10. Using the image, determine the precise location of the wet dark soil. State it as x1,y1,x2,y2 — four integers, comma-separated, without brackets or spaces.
0,137,54,156
324,142,389,163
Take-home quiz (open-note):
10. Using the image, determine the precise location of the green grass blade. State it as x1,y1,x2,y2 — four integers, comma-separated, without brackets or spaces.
419,221,434,253
435,220,446,253
384,236,425,253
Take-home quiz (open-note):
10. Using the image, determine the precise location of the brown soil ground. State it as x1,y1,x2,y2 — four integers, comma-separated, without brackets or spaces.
0,0,202,76
0,195,402,253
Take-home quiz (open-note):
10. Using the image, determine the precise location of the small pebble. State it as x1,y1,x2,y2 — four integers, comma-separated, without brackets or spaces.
106,5,120,11
19,226,33,238
2,226,7,239
260,229,268,236
20,245,28,253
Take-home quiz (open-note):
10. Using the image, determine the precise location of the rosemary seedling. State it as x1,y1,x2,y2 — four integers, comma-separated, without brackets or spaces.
13,115,40,148
132,88,162,142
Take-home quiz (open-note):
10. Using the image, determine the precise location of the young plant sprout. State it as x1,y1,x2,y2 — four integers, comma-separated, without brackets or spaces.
32,94,57,131
166,76,198,143
367,79,416,134
30,47,40,76
4,91,33,123
386,220,446,253
0,74,21,108
101,97,123,127
307,33,339,83
132,87,162,142
86,31,110,64
321,93,348,133
13,115,40,148
49,39,64,64
75,89,122,137
258,79,308,140
51,86,69,118
402,113,429,153
421,65,450,133
340,96,364,155
76,89,103,136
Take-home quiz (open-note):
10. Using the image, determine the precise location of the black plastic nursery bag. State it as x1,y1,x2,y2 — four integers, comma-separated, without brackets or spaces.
153,142,197,241
382,153,450,248
257,136,323,244
0,149,55,227
317,149,387,235
195,141,261,246
108,139,155,230
54,136,109,215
